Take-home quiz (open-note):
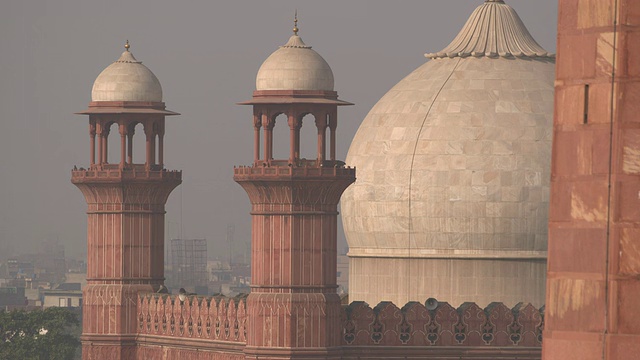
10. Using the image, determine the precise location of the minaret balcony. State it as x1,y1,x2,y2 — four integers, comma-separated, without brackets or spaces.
72,163,181,182
234,159,355,179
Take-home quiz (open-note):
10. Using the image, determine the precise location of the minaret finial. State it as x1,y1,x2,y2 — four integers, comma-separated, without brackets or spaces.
293,10,299,35
124,40,130,51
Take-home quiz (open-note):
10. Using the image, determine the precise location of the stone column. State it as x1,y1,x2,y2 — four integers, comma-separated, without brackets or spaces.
262,113,274,163
90,121,96,166
144,123,153,169
158,124,164,168
253,112,261,163
288,111,301,165
288,112,296,164
119,122,127,168
329,110,337,161
127,127,134,165
102,124,110,164
315,112,327,163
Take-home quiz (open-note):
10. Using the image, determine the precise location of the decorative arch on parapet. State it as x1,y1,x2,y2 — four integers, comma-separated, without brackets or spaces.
340,300,544,347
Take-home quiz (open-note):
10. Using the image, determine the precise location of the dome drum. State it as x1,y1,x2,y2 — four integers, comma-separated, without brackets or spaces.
240,90,353,106
78,101,178,116
253,89,339,99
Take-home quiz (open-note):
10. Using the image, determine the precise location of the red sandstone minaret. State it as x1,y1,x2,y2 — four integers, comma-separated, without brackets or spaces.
72,41,181,359
234,17,355,359
544,1,640,359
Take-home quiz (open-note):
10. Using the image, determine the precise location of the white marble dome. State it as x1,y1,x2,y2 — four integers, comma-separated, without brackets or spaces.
256,34,334,91
91,45,163,102
341,0,555,307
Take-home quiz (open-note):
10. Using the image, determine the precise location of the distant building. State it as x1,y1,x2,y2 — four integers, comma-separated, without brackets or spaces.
168,239,207,293
6,258,34,279
0,287,27,310
42,283,82,308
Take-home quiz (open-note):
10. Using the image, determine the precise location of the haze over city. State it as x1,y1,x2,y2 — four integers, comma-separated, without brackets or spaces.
0,0,557,259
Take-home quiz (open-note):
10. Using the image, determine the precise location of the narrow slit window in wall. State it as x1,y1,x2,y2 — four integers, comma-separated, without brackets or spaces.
583,84,590,124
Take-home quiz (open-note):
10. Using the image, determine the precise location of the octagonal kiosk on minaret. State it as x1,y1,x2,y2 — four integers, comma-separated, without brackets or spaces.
234,19,355,360
72,42,181,359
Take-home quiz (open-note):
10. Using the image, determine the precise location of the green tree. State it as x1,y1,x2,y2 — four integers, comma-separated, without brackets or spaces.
0,307,80,360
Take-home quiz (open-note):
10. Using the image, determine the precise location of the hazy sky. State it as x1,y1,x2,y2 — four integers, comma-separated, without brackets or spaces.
0,1,557,259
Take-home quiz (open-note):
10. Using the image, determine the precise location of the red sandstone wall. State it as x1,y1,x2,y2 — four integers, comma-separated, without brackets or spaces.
133,295,542,359
137,294,247,342
341,301,543,348
544,0,640,359
136,294,246,359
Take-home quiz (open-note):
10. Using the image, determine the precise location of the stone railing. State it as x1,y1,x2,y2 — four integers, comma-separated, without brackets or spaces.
134,295,542,359
72,168,182,181
234,163,355,178
341,301,543,347
136,293,247,344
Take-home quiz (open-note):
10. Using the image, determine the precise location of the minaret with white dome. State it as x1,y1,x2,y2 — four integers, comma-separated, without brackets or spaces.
235,15,355,359
342,0,555,308
72,41,181,359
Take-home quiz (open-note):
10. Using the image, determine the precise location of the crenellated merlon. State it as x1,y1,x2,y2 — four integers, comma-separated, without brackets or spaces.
137,293,248,344
341,300,543,347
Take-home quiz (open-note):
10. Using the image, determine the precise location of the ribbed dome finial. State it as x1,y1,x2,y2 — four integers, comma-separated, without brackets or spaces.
293,9,299,35
425,0,553,59
124,39,130,51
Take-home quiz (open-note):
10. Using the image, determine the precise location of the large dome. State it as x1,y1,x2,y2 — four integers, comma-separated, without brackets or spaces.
256,34,334,91
91,43,163,102
341,0,555,307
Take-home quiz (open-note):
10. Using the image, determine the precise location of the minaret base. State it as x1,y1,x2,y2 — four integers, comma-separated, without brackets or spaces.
81,284,154,360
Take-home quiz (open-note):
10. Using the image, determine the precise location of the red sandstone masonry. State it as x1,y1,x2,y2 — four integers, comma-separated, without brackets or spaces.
135,294,247,359
545,1,640,359
137,294,247,343
134,294,542,359
340,301,543,348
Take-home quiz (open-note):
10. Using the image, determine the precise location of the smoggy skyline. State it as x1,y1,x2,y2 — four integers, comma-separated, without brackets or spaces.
0,1,557,258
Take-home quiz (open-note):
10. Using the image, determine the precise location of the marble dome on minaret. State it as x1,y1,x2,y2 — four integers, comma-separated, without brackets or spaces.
341,0,555,307
255,21,334,91
91,40,163,102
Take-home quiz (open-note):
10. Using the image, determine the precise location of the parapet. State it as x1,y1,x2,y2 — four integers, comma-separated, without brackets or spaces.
72,166,182,182
234,162,355,179
137,293,247,344
341,300,543,347
135,293,542,359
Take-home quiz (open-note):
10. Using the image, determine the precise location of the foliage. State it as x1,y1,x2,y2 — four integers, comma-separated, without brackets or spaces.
0,307,81,360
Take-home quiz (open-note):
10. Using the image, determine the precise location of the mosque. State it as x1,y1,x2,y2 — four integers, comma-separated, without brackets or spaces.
69,0,639,359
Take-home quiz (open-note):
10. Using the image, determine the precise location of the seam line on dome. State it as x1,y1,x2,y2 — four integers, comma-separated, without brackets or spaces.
406,57,462,301
602,1,618,358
